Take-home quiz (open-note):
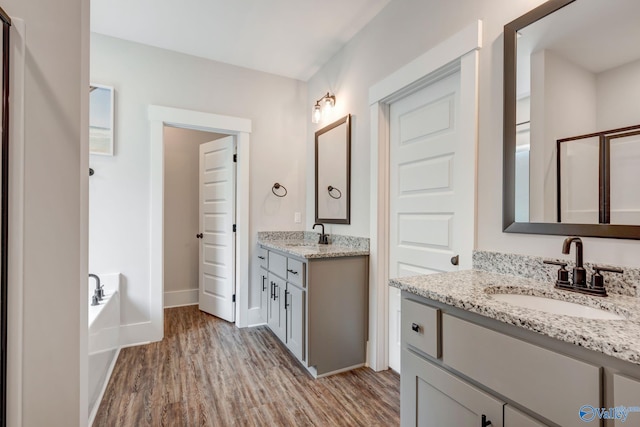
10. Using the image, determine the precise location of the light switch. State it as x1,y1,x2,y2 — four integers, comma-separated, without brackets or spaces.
294,212,301,223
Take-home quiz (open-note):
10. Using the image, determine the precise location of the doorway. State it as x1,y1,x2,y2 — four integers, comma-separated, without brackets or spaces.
368,21,482,371
149,106,251,342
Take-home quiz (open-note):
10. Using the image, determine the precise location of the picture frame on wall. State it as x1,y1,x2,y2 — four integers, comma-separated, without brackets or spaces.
89,84,114,156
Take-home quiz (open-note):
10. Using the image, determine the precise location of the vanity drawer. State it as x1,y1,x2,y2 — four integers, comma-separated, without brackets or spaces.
402,299,440,359
442,314,600,427
257,246,268,269
268,251,287,278
286,258,305,287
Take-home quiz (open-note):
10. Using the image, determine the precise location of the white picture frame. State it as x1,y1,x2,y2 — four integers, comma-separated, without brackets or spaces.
89,84,114,156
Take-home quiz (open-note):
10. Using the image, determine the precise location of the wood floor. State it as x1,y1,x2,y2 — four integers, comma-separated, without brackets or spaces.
94,305,400,426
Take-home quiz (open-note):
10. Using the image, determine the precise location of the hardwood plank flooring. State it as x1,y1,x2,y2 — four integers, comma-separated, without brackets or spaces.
94,305,400,426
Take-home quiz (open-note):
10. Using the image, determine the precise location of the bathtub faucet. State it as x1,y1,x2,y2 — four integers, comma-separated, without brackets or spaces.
89,274,104,301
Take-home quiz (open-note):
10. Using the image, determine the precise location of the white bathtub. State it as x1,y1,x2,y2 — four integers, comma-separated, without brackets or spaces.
88,273,121,425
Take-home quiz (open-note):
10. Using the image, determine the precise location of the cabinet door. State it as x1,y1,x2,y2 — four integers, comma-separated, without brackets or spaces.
267,273,286,342
401,349,504,427
613,374,640,427
285,284,305,361
259,268,269,324
504,405,548,427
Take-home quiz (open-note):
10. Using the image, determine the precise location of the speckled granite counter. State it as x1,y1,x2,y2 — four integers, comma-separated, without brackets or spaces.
390,270,640,365
258,231,369,259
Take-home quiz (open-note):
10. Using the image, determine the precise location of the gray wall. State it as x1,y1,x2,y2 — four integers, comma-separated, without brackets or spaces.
90,33,308,340
5,0,88,425
306,0,640,267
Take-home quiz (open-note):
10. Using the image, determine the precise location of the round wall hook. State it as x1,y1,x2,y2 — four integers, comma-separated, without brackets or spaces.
327,185,342,199
272,183,288,197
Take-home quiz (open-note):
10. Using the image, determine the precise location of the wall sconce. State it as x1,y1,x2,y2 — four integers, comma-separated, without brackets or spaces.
312,92,336,124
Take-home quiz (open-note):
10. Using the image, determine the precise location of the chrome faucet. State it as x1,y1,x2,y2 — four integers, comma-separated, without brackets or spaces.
313,223,329,244
562,236,586,287
89,273,104,302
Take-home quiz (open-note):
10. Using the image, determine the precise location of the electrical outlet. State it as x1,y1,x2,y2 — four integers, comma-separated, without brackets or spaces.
294,212,301,223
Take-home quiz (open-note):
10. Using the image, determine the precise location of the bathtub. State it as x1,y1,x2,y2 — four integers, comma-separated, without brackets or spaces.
88,273,121,425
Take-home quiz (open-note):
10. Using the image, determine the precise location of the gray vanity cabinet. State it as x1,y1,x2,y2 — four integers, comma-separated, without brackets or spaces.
259,267,269,324
400,291,640,427
258,244,368,377
267,273,287,342
402,348,504,427
613,374,640,427
285,283,304,361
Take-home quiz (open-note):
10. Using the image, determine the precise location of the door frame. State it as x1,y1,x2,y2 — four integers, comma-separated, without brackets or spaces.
149,106,251,341
367,21,482,371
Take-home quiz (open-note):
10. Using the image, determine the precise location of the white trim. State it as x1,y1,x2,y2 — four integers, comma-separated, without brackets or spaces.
87,347,120,426
147,105,252,345
164,289,198,308
368,20,482,371
7,19,26,427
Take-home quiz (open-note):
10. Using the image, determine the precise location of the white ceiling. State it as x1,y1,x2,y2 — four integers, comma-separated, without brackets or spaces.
90,0,392,81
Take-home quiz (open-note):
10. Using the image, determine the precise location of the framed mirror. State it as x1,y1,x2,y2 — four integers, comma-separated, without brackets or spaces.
504,0,640,239
315,114,351,224
0,7,11,423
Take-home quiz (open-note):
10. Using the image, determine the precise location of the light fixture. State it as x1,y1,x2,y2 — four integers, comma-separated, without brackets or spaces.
311,92,336,124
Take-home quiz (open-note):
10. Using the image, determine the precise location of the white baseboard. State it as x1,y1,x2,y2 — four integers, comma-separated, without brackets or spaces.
119,321,161,348
246,306,266,328
164,289,198,308
88,347,121,427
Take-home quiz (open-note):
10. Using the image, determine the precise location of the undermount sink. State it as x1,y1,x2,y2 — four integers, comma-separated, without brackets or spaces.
489,293,625,320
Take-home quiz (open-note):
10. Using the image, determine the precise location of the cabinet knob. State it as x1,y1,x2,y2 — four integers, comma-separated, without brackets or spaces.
287,269,298,275
411,323,420,333
258,256,265,260
262,276,267,291
196,233,203,239
284,290,290,309
481,415,492,427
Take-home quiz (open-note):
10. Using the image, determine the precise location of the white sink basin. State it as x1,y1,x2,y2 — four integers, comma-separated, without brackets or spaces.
490,294,625,320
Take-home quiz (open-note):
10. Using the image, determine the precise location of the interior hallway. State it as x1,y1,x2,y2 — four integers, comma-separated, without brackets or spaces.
94,306,400,426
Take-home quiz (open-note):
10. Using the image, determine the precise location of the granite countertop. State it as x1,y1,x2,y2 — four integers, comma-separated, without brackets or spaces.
259,239,369,259
390,270,640,365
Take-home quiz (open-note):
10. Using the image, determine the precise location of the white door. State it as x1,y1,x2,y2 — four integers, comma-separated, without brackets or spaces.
199,136,236,322
388,71,475,372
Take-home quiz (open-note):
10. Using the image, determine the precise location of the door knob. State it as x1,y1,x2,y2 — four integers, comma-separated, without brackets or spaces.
196,233,203,239
451,255,459,266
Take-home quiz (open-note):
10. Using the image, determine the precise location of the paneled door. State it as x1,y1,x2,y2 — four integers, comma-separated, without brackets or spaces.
388,70,475,372
198,136,236,322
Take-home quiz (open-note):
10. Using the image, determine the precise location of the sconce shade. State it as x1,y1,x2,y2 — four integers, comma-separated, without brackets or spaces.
312,102,322,124
312,92,336,123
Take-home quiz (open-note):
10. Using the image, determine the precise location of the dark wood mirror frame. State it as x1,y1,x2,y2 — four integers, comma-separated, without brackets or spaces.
1,7,10,425
315,114,351,224
503,0,640,239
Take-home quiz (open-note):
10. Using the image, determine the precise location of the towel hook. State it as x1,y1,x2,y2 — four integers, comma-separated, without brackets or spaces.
272,183,287,197
327,185,342,199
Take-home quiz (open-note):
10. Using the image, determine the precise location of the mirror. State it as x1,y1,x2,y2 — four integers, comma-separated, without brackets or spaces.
0,8,10,423
504,0,640,239
315,115,351,224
